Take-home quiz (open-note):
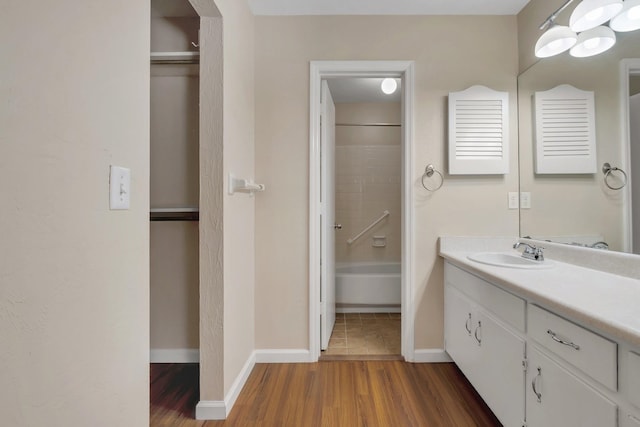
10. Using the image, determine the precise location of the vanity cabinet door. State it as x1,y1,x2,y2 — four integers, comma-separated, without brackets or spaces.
444,285,480,384
526,346,617,427
474,310,526,427
445,284,526,426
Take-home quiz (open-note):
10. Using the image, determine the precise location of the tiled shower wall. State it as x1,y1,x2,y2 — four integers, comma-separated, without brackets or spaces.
335,102,401,264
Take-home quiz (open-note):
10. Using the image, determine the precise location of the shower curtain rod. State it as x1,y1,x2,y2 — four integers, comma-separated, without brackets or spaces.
335,123,401,127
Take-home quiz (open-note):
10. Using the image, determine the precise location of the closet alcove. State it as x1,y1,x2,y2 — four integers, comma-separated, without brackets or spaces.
150,0,200,362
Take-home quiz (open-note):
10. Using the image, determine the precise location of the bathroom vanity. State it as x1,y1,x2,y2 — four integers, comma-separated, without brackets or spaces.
440,237,640,427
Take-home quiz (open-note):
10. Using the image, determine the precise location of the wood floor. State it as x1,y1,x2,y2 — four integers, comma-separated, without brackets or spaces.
150,362,502,426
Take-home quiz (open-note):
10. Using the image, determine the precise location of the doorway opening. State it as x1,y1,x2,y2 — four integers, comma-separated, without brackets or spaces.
323,78,402,358
309,61,415,362
149,0,200,365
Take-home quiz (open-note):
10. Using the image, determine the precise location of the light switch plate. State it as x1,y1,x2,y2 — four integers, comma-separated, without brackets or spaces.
520,192,531,209
508,192,519,210
110,166,131,210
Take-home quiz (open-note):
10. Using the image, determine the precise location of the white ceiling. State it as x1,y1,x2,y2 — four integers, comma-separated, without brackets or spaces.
248,0,531,16
327,78,401,103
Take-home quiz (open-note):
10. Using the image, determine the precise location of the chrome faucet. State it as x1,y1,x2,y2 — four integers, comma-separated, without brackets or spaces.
513,242,545,262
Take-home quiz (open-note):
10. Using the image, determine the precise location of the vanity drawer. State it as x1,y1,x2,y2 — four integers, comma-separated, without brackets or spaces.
628,351,640,409
528,304,617,390
445,263,525,332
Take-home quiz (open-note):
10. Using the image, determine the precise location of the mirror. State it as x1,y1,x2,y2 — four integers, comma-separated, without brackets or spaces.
518,30,640,253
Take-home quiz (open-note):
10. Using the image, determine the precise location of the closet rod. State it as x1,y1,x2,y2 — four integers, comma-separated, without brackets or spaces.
335,123,401,127
150,51,199,65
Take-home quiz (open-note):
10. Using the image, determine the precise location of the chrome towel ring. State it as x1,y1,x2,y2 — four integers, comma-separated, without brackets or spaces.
422,164,443,191
602,162,627,191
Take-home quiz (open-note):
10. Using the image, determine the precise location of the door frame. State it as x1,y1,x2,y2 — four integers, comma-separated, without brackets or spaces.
620,58,640,253
308,60,415,361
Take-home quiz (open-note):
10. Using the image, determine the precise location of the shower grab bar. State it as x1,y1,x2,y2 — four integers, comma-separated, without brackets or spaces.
347,210,390,245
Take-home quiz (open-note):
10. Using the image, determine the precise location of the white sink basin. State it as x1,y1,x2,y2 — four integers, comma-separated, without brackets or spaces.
467,252,554,269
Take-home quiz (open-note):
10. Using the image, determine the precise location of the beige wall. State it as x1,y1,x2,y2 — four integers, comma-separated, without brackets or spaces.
194,0,256,402
151,222,200,349
151,17,200,52
335,103,401,263
255,16,520,351
0,0,150,425
218,0,256,397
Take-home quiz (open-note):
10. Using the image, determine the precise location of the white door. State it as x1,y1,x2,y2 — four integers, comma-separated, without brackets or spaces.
320,80,336,350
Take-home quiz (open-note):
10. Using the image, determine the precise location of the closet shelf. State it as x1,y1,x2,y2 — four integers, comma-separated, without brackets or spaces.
150,207,199,222
150,51,199,64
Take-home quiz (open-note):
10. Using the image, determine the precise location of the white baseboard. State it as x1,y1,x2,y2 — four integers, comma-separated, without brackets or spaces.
413,349,453,363
196,350,257,420
195,401,226,420
150,348,199,363
255,349,313,363
224,350,256,415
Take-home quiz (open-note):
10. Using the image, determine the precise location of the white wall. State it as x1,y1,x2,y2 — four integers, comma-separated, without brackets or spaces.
0,0,150,425
254,16,519,351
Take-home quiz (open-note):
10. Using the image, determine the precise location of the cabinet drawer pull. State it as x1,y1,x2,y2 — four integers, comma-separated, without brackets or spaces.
474,321,482,346
465,313,472,335
532,367,542,402
547,329,580,350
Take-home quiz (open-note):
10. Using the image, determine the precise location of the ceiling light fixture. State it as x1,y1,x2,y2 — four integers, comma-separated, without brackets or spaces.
610,0,640,31
569,25,617,56
381,78,398,95
569,0,623,31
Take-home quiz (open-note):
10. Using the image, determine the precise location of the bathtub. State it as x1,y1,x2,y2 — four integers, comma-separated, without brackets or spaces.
335,262,401,312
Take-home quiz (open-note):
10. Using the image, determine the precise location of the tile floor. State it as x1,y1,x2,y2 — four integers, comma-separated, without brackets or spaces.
323,312,401,356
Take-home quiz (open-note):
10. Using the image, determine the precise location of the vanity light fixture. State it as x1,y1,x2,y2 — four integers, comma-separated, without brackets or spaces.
570,25,617,56
380,78,397,95
610,0,640,31
570,0,623,32
535,0,579,58
536,0,636,58
535,25,578,58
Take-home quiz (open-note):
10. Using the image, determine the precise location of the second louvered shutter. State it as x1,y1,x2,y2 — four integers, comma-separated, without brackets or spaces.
533,84,597,174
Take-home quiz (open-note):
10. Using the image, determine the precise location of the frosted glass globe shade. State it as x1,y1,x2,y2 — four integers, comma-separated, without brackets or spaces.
381,78,398,95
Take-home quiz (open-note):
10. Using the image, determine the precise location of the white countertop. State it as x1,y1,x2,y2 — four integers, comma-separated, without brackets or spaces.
439,237,640,349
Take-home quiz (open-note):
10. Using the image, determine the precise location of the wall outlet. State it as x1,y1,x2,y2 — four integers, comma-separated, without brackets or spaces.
110,166,131,210
508,192,519,209
520,192,531,209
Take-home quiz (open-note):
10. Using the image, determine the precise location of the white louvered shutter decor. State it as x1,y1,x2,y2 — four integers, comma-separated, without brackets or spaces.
448,85,509,175
533,84,597,174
